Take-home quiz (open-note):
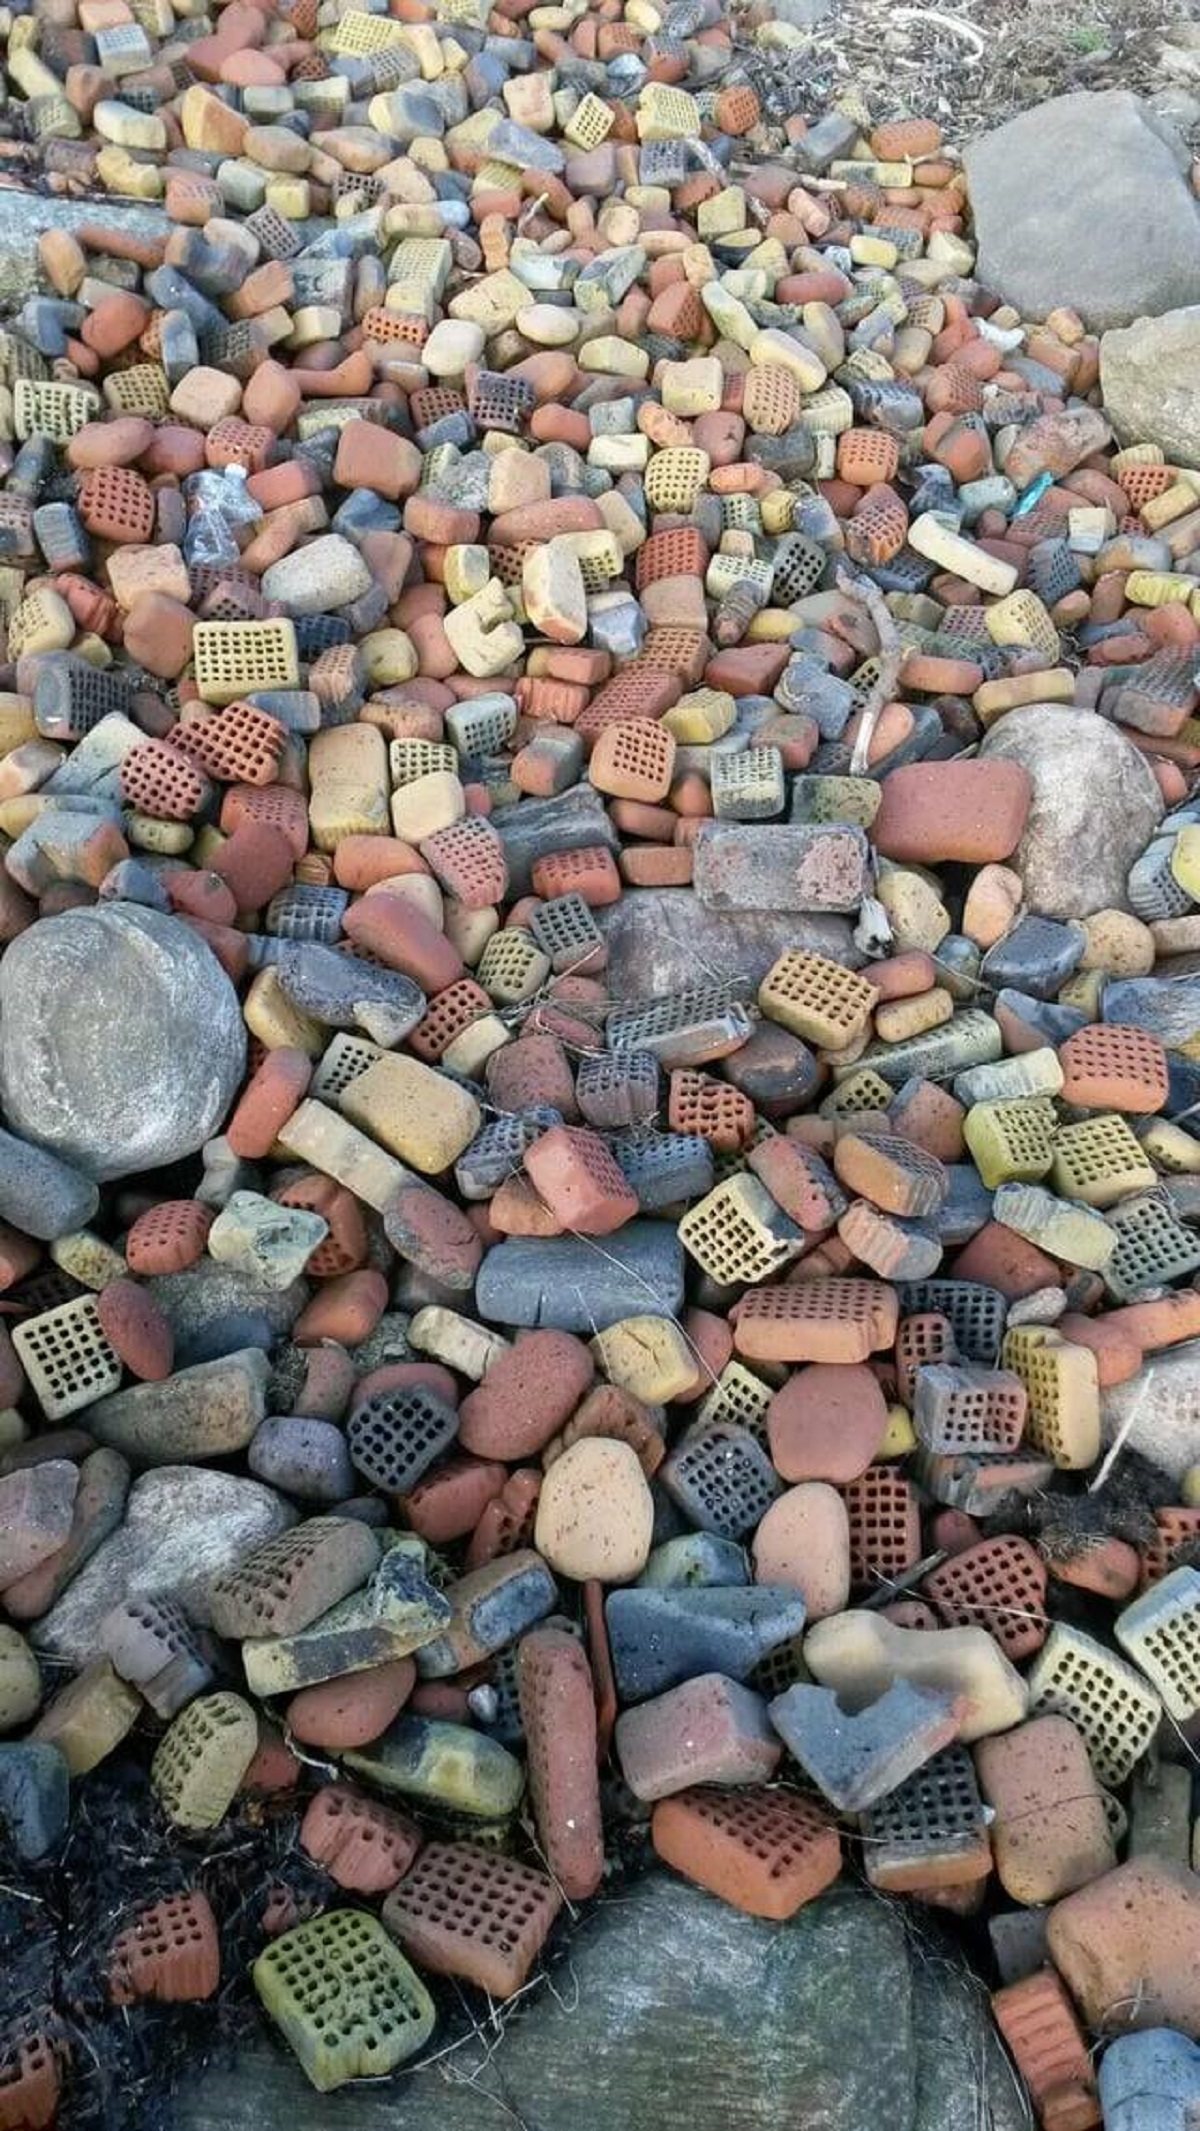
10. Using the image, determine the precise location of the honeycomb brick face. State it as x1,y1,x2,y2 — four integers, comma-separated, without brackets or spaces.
108,1892,221,2006
652,1785,841,1920
382,1842,562,1999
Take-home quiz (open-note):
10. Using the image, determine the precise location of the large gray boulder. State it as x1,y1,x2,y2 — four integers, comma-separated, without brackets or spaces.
0,904,246,1181
178,1875,1026,2131
980,707,1163,919
1100,306,1200,468
599,887,859,1000
32,1466,294,1664
965,91,1200,330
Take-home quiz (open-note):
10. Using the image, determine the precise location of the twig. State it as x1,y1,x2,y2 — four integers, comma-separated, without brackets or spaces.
835,567,902,775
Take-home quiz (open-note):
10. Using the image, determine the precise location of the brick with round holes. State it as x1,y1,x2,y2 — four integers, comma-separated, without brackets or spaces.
382,1840,561,2000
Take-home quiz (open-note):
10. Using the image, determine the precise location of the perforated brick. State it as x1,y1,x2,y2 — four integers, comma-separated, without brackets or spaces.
208,1518,379,1640
575,1049,658,1131
895,1312,957,1405
421,816,508,908
1115,1565,1200,1722
695,1360,774,1445
991,1970,1097,2131
962,1096,1059,1189
1001,1326,1099,1470
922,1535,1048,1661
0,2025,65,2131
390,738,457,789
13,376,99,441
104,364,170,421
192,620,300,707
644,446,710,513
408,978,492,1062
1051,1113,1154,1209
837,428,902,486
125,1199,214,1275
77,464,155,545
12,1296,123,1421
476,928,549,1007
912,1364,1027,1454
254,1909,434,2092
732,1278,898,1365
652,1784,841,1920
382,1842,561,2000
679,1175,804,1285
661,1421,782,1539
468,370,533,435
266,884,350,945
529,891,605,974
109,1891,221,2006
1026,1622,1161,1786
1103,1192,1200,1302
668,1070,756,1153
636,525,709,591
742,364,802,437
896,1281,1006,1364
758,949,876,1049
846,486,909,567
589,719,677,803
1058,1022,1169,1113
299,1785,421,1895
861,1744,990,1891
347,1386,459,1495
709,746,786,822
840,1466,921,1591
150,1691,259,1831
312,1031,386,1102
1141,1507,1200,1587
120,739,210,822
608,987,752,1069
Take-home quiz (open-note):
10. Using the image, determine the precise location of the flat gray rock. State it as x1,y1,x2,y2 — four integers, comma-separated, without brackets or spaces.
85,1350,270,1467
981,707,1162,919
177,1875,1025,2131
599,887,858,1000
0,905,245,1182
1101,305,1200,469
966,91,1200,330
147,1262,310,1369
692,821,870,913
32,1466,294,1664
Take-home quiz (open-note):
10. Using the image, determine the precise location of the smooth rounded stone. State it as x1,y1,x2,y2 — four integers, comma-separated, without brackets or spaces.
2,1448,131,1623
975,1714,1114,1905
0,1741,70,1861
457,1328,594,1459
0,1625,41,1732
0,906,246,1181
981,706,1163,919
1047,1857,1200,2037
147,1262,310,1368
287,1658,415,1751
1101,305,1200,469
1099,2029,1200,2131
261,534,372,616
0,1461,79,1588
248,1416,355,1502
96,1278,173,1381
535,1438,654,1583
639,1534,749,1588
752,1484,850,1620
33,1465,296,1665
209,1192,328,1291
85,1348,270,1466
965,90,1200,331
767,1364,889,1483
0,1126,99,1241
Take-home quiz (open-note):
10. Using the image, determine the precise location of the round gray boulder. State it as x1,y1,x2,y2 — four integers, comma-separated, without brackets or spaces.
980,706,1163,920
0,905,246,1181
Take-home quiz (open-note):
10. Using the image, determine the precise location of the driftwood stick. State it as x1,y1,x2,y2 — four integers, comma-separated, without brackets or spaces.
836,565,903,776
